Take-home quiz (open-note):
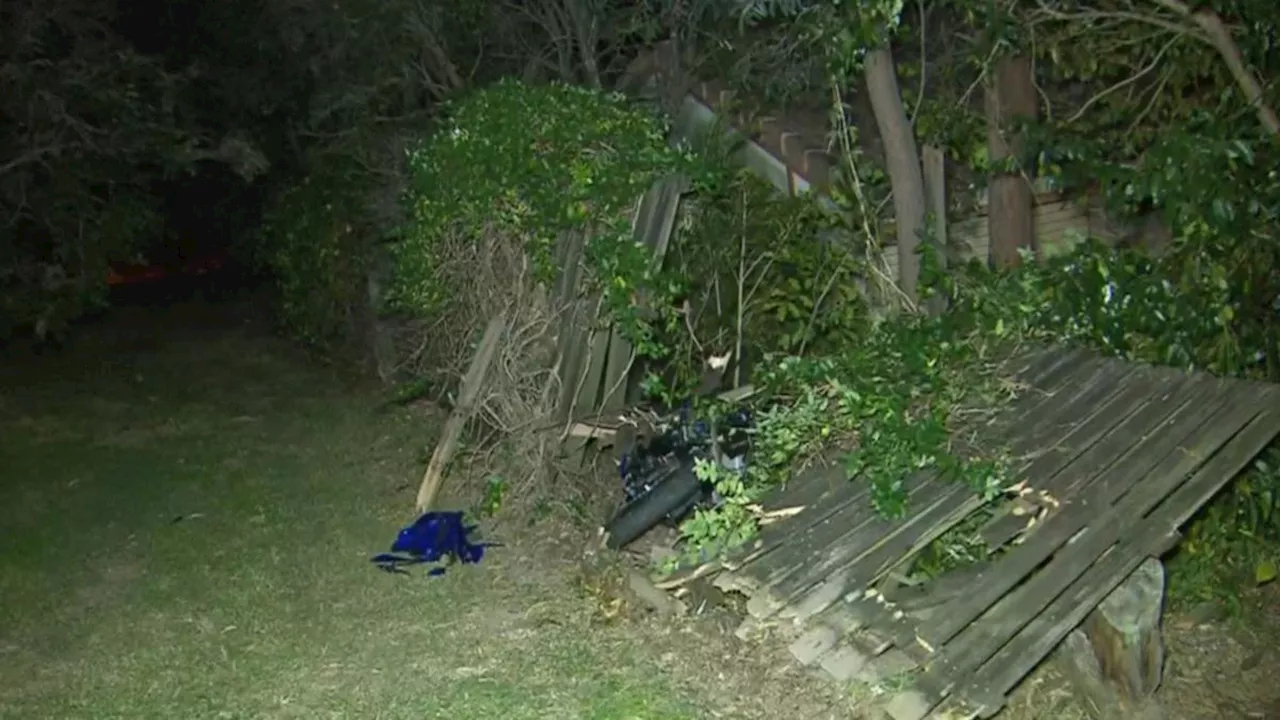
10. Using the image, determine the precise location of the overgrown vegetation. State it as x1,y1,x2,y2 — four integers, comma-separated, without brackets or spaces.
641,0,1280,610
389,80,688,357
662,226,1280,598
369,80,696,512
257,159,385,355
6,0,1280,616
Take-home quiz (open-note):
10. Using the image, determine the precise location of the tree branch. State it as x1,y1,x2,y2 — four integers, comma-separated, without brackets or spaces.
1147,0,1280,136
1065,30,1181,124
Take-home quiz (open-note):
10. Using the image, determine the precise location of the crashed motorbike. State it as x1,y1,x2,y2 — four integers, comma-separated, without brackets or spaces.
603,402,753,550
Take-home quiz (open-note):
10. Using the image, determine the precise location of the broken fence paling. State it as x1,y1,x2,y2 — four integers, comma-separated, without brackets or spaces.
552,175,689,470
662,346,1280,719
385,178,683,571
408,172,690,516
414,313,506,512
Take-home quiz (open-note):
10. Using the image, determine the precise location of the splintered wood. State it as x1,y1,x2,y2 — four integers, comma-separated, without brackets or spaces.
667,345,1280,719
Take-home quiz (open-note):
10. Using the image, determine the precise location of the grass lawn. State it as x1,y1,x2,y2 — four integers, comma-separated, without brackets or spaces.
0,297,713,720
12,294,1280,720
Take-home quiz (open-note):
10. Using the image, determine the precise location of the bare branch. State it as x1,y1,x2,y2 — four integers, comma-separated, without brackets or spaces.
1148,0,1280,136
1029,0,1207,45
0,145,64,179
1065,30,1182,124
1027,0,1278,137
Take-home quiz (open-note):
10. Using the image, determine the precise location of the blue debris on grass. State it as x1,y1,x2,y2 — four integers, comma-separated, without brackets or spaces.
371,510,500,577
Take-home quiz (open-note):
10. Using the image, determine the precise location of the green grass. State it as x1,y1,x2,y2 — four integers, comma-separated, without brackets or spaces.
0,300,706,720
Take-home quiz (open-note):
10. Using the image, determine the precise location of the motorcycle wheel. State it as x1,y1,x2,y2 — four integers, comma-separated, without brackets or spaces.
604,457,702,550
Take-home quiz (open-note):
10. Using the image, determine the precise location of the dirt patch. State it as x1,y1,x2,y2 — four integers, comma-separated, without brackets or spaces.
1158,609,1280,720
496,513,850,720
997,600,1280,720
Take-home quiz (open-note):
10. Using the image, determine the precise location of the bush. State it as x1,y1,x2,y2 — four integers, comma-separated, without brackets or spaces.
388,79,689,356
258,159,383,358
370,79,693,512
644,146,873,400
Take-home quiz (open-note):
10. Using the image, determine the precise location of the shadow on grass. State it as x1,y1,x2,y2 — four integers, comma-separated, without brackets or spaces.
0,297,705,719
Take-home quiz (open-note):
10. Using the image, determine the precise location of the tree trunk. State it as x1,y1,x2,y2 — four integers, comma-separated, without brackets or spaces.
986,54,1038,269
864,46,927,308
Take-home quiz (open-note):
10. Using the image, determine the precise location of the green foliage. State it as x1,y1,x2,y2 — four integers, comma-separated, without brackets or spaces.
479,475,507,518
660,246,1013,560
1172,449,1280,613
1023,1,1275,159
732,0,909,82
651,152,870,396
258,159,380,352
388,79,691,356
1026,117,1280,379
1043,123,1280,607
672,219,1278,568
1,0,191,339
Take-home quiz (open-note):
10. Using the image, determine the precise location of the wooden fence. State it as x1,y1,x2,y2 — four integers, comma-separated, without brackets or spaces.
552,176,689,469
548,86,1140,466
673,88,1131,281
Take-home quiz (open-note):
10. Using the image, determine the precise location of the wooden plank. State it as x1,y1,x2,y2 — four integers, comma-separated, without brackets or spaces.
886,381,1269,718
991,344,1076,397
764,479,956,615
735,472,939,588
844,551,1030,663
561,323,612,468
1014,361,1154,466
768,354,1132,626
1153,384,1280,531
809,601,875,641
986,351,1110,435
917,376,1234,650
1034,218,1089,241
776,483,973,623
948,344,1069,438
966,355,1131,464
1001,344,1056,380
727,344,1067,575
802,364,1151,632
1008,359,1141,456
978,369,1189,548
723,465,870,573
551,229,588,307
1054,372,1206,497
598,325,634,413
1035,212,1092,236
757,457,850,515
1012,346,1089,390
647,176,688,266
922,145,948,318
1035,202,1086,222
1020,367,1180,489
882,560,994,616
552,230,591,424
598,177,687,412
847,373,1224,663
555,303,593,427
951,399,1280,718
415,314,507,511
814,605,934,686
582,326,612,414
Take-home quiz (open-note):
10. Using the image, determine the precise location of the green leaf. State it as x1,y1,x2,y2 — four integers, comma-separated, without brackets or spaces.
1255,559,1277,586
